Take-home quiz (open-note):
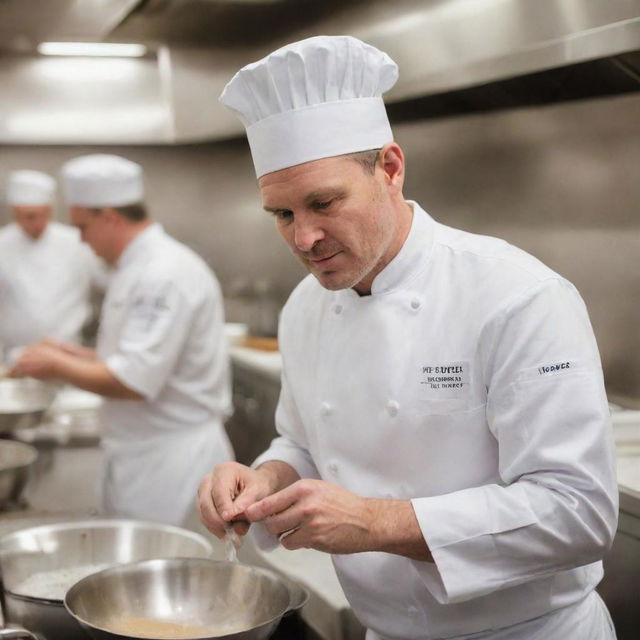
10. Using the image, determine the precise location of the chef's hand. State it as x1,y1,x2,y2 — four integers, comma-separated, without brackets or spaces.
39,338,96,360
8,343,62,380
197,461,284,539
244,479,433,560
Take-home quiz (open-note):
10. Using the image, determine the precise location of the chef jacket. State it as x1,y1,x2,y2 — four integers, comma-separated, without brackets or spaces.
97,224,233,525
0,221,105,352
254,202,618,640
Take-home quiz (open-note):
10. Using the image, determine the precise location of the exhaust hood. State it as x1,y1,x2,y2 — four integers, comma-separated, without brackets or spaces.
0,0,639,143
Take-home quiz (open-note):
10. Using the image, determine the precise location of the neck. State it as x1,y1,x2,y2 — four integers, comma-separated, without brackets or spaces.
113,219,153,262
353,198,414,296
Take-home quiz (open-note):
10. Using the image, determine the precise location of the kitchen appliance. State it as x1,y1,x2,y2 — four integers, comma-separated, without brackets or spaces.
64,557,308,640
0,379,57,433
0,440,37,510
0,520,213,640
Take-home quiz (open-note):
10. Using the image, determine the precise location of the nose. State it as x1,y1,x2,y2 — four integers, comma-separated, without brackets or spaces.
293,213,324,252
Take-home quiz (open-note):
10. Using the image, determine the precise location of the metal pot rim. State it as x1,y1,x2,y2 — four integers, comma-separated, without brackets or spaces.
0,518,212,550
63,556,307,639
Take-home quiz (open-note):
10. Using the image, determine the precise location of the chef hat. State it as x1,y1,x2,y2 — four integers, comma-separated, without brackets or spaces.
60,154,144,208
219,35,399,178
6,170,56,206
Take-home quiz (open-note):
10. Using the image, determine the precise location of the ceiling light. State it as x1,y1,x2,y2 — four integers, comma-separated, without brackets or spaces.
37,42,147,58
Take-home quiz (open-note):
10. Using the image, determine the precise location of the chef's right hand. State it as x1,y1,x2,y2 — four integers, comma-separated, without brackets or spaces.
197,462,274,539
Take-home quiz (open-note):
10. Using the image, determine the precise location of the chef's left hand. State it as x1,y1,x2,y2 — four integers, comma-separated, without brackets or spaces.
244,478,381,554
8,343,62,380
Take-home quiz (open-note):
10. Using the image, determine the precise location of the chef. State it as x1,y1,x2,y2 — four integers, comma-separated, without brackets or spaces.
197,36,619,640
11,154,234,526
0,170,104,356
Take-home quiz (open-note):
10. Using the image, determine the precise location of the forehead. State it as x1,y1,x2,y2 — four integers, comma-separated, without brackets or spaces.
69,206,97,224
259,155,361,202
13,205,50,217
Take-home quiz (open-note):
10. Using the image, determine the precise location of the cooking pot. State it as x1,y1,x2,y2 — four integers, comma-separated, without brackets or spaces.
0,379,57,433
0,441,37,509
64,557,308,640
0,520,213,640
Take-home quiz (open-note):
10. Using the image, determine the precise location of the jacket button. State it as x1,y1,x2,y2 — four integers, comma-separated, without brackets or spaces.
320,402,332,416
387,400,400,417
334,304,343,314
327,462,339,474
410,298,421,310
408,605,418,615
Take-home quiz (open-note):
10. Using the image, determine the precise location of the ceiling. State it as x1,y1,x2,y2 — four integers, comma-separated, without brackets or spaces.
1,0,639,144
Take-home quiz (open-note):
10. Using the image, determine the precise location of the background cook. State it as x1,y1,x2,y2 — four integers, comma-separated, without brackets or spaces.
11,153,234,526
0,169,105,359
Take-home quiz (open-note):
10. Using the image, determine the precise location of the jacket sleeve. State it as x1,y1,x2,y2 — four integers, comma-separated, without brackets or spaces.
252,363,321,480
410,278,619,604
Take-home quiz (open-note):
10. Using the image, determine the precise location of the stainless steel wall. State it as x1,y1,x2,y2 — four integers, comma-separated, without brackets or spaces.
1,92,638,404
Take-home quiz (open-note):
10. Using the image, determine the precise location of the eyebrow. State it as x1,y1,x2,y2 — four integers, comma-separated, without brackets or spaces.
263,187,346,214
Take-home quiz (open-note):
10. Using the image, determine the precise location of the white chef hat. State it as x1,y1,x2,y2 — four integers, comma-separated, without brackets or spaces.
60,154,144,208
6,170,56,206
220,35,399,178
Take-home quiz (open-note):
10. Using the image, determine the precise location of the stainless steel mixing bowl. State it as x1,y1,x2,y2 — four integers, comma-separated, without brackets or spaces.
0,520,214,640
0,378,58,433
0,440,38,509
64,557,308,640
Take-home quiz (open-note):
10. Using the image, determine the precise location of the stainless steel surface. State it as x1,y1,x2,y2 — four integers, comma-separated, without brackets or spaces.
0,520,214,640
0,442,37,510
2,1,640,143
65,557,308,640
0,380,57,434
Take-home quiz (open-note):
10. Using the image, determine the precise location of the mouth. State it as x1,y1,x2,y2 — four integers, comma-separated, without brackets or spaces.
308,251,342,270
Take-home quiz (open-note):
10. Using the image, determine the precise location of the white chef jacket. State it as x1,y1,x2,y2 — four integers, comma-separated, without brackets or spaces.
0,221,104,352
254,202,618,639
97,224,233,525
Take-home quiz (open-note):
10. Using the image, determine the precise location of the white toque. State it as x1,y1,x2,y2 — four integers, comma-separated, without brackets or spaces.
60,154,144,208
219,35,399,178
6,170,56,206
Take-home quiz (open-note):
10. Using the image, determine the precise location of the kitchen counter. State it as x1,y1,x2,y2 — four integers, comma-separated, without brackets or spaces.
230,345,282,382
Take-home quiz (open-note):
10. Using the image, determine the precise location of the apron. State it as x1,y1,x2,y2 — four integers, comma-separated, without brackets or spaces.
100,419,233,526
365,591,616,640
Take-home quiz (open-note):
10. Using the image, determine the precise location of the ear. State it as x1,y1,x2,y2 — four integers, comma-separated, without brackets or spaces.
379,142,405,193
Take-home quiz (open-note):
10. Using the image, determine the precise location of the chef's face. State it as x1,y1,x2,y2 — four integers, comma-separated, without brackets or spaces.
13,205,50,239
70,206,117,263
259,143,411,295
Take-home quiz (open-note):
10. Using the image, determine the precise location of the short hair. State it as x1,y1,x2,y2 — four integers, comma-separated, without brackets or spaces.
90,202,147,222
346,148,381,175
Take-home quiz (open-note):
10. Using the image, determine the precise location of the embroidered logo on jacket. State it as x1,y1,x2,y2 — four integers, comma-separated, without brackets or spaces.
420,361,470,394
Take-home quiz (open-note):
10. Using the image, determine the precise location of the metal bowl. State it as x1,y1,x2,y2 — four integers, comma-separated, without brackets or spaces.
0,439,38,509
0,520,214,640
65,557,308,640
0,378,58,433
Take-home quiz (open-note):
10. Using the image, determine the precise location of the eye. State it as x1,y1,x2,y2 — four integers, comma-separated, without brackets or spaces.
313,200,333,210
272,209,293,222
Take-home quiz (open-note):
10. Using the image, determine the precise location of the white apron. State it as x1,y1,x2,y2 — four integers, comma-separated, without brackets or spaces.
365,591,616,640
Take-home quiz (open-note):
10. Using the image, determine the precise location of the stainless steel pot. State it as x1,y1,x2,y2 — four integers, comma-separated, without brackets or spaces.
64,557,308,640
0,380,57,434
0,520,213,640
0,441,37,509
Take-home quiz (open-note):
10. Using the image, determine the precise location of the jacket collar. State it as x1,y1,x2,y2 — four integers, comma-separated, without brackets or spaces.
117,222,163,269
339,201,435,299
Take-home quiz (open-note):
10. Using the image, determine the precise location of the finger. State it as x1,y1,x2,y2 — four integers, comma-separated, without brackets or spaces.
197,474,227,538
245,483,300,522
278,526,304,550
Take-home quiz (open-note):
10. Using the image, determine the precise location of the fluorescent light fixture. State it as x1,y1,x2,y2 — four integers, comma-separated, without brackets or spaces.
37,42,147,57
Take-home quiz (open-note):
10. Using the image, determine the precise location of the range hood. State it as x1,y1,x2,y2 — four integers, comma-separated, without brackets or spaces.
0,0,639,143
